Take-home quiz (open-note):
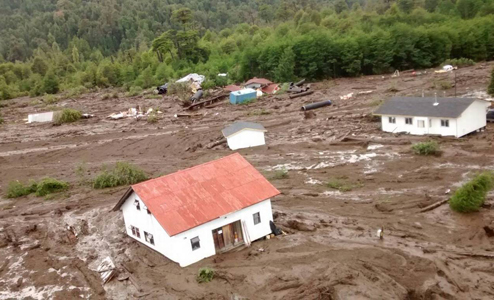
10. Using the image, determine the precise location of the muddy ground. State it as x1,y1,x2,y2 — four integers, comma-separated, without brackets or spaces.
0,62,494,300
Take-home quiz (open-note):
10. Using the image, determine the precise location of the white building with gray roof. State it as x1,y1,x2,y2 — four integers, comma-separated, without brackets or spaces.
222,121,267,150
374,97,490,138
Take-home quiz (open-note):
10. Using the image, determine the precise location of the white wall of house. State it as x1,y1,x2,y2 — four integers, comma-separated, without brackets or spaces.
456,100,490,137
121,193,273,267
381,115,458,137
226,129,266,150
28,112,54,123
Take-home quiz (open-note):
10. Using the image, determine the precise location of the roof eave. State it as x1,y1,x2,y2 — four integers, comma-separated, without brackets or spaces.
112,187,134,211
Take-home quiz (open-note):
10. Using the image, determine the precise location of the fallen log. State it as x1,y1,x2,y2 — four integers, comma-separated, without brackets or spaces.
289,91,314,99
206,138,227,149
120,263,143,292
420,199,449,213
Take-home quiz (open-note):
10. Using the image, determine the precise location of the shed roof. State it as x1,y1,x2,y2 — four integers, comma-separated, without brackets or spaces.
374,97,477,118
245,77,273,86
231,88,256,96
222,121,266,138
113,153,280,236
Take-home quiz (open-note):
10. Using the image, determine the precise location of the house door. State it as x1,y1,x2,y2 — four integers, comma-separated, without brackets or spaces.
415,117,429,135
212,220,244,251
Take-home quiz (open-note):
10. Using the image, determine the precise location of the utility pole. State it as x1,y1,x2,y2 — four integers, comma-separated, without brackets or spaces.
454,70,457,97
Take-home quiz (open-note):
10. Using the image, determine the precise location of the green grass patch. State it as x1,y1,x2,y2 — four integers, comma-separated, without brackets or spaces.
53,108,82,125
442,58,474,68
147,113,158,123
238,98,256,105
43,94,59,104
248,109,271,116
327,177,363,192
35,178,69,196
6,178,68,198
93,162,148,189
126,86,143,97
411,141,440,156
449,172,494,213
271,168,288,180
197,267,215,283
145,94,163,99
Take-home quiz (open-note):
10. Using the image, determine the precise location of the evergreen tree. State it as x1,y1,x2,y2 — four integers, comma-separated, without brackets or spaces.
273,47,296,82
42,70,59,94
31,57,48,76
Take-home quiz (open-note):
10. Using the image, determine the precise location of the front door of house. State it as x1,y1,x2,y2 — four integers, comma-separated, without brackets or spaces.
212,220,244,251
415,117,429,135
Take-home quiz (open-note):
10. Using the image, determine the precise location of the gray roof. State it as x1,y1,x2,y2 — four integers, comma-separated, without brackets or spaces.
374,97,477,118
222,121,266,137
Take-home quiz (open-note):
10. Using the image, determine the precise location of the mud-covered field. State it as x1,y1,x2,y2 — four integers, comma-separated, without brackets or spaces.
0,63,493,299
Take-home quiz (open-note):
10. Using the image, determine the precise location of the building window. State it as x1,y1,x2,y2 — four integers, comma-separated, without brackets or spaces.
417,120,425,128
388,117,396,124
134,199,140,210
131,226,141,238
147,208,151,215
144,232,154,245
441,119,449,127
405,118,413,125
191,237,200,251
253,212,261,225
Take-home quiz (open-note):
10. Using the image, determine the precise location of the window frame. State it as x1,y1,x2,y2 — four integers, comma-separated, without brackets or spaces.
441,119,449,127
253,212,261,225
131,225,141,238
144,231,154,245
388,117,396,124
134,199,141,211
405,117,413,125
417,120,425,128
191,236,200,251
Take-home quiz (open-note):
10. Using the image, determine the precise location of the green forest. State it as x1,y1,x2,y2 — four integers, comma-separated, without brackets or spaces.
1,0,494,100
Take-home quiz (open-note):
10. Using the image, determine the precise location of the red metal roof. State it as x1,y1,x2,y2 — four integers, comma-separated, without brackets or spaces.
224,85,242,92
245,77,273,86
130,153,280,236
262,83,280,94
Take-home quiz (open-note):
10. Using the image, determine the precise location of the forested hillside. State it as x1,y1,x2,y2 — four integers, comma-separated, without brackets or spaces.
0,0,494,100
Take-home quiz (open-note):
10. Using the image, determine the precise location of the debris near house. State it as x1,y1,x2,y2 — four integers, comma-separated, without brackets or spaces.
224,85,242,93
289,90,314,99
230,88,257,104
96,257,116,284
157,83,169,95
301,100,332,111
287,79,311,94
190,90,204,103
357,90,374,96
222,121,267,150
82,114,94,119
185,93,229,110
27,111,54,123
107,107,162,120
391,70,400,77
245,77,280,95
487,109,494,123
340,93,354,100
435,65,457,74
112,153,280,267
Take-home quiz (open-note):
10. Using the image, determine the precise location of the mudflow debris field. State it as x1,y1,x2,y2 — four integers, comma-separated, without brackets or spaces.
1,63,494,300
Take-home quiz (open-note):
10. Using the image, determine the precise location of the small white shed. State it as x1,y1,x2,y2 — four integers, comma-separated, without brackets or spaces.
222,121,267,150
113,153,280,267
374,97,490,138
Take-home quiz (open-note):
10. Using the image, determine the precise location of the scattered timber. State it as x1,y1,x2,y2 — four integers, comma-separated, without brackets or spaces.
420,199,449,213
289,91,314,99
352,86,376,90
206,138,227,149
185,94,228,110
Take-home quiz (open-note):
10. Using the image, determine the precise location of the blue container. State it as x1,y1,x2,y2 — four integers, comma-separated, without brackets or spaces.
230,88,257,104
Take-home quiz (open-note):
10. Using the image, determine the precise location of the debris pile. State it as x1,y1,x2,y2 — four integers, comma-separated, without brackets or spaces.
107,107,162,120
288,79,313,99
96,257,116,284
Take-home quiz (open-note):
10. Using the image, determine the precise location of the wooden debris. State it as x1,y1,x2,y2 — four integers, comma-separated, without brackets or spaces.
120,263,143,292
420,199,449,213
185,94,228,110
206,138,227,149
352,86,376,90
289,91,314,99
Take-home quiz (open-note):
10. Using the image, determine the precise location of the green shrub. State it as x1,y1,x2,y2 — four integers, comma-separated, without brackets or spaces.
126,86,143,97
442,58,475,68
197,267,215,283
43,94,59,104
411,141,440,156
53,108,82,125
101,93,111,100
327,177,363,192
93,162,148,189
248,109,271,116
35,177,69,197
449,172,494,213
6,180,37,198
65,86,88,98
271,168,288,180
147,113,158,123
168,82,191,106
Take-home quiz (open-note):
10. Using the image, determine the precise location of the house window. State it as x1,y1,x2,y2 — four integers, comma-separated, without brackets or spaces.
134,199,140,211
131,226,141,238
147,208,151,215
144,232,154,245
388,117,396,124
417,120,425,128
405,118,413,125
441,119,449,127
253,212,261,225
191,237,200,251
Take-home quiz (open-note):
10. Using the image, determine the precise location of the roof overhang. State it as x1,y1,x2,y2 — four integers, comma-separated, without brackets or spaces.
112,187,134,211
223,128,267,139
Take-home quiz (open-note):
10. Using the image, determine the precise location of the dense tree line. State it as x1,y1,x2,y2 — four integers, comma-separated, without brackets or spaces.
0,0,494,100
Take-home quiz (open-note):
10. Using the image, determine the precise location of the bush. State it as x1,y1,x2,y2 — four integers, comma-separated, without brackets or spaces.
442,58,475,68
271,168,288,180
411,141,440,156
93,162,148,189
53,108,82,125
6,180,37,198
197,267,215,283
35,178,69,197
43,94,59,104
147,113,158,123
126,86,143,97
449,172,494,213
168,82,191,107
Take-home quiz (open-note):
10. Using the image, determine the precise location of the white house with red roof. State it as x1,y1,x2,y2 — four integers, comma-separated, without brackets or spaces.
113,153,280,267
